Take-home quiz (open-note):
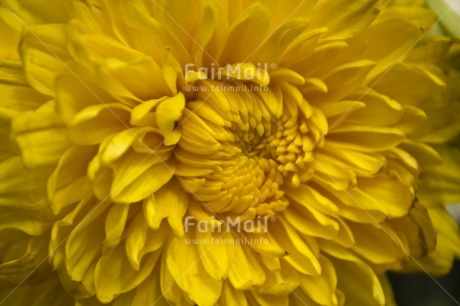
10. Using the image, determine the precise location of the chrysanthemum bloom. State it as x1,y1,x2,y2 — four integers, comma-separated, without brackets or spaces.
1,0,460,305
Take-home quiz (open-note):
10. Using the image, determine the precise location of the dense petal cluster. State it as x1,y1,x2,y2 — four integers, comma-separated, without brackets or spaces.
1,0,460,305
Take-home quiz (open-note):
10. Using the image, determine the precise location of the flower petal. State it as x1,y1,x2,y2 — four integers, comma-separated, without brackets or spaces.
94,244,160,303
327,124,405,152
228,242,266,290
333,257,386,306
0,60,47,119
20,24,69,96
310,0,388,40
166,236,222,305
143,178,188,237
196,230,234,280
110,152,174,203
299,256,339,306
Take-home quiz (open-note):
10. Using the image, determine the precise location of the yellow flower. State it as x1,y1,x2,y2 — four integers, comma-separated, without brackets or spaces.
1,0,460,305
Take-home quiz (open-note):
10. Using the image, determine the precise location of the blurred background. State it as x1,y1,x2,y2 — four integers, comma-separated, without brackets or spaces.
390,260,460,306
389,204,460,306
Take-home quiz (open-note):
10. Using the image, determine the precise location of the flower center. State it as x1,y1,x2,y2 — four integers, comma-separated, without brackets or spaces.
175,79,326,219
